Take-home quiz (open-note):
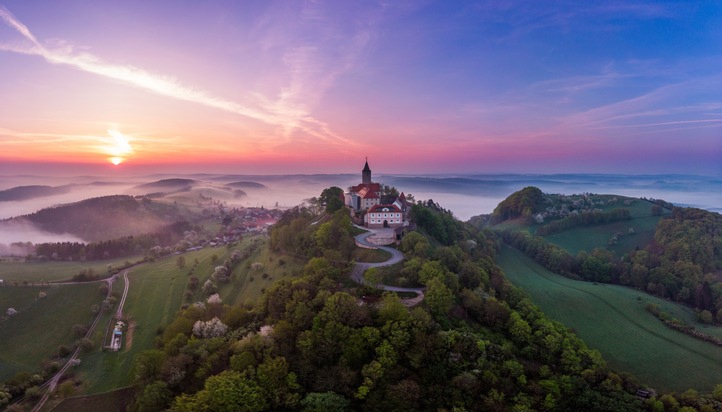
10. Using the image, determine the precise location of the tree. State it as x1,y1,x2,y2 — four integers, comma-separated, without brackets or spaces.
176,255,186,269
301,392,349,412
136,380,173,412
173,370,267,412
58,380,75,399
133,349,167,383
72,324,88,338
425,277,453,318
78,337,95,352
320,187,345,213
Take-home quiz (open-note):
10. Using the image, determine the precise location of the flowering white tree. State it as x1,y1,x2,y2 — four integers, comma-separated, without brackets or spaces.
192,317,228,338
202,279,217,295
211,266,230,283
6,308,17,316
207,293,222,304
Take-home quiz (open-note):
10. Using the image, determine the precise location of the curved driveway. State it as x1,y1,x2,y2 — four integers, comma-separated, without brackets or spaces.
351,230,424,293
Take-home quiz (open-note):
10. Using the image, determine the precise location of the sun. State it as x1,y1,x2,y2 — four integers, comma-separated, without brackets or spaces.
103,129,134,166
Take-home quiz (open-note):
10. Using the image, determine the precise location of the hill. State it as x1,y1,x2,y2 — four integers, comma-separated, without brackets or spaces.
132,178,196,193
498,245,722,393
226,181,267,189
0,185,70,201
10,195,184,242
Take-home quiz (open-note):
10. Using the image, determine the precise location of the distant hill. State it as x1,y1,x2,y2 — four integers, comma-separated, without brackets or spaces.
8,195,184,242
226,181,267,189
0,185,70,201
491,186,544,223
133,178,196,193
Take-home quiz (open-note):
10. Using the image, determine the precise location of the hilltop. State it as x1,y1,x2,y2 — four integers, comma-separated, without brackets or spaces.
131,178,196,193
5,195,185,242
0,185,70,201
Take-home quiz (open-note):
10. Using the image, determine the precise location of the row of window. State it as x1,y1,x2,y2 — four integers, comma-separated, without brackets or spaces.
369,213,400,218
370,219,401,224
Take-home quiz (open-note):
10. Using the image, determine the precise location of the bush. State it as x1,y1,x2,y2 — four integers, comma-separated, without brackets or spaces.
58,345,71,357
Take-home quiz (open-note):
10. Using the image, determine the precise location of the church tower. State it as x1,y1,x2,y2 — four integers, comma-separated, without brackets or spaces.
362,158,372,184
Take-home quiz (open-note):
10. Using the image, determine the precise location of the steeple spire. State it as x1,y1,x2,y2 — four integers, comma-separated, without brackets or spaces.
362,157,372,184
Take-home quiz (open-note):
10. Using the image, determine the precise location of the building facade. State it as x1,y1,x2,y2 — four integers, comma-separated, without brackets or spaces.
365,204,403,228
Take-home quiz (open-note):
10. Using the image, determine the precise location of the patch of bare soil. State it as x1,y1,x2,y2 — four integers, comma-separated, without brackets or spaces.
124,321,136,351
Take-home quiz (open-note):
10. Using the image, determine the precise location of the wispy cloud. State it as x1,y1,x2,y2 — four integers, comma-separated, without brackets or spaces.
0,5,358,149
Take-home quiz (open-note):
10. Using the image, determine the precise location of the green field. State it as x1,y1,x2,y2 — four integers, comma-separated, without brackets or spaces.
0,255,144,283
77,237,303,393
1,235,307,395
542,215,661,256
498,245,722,393
0,283,105,381
540,196,669,255
78,246,223,393
494,195,671,256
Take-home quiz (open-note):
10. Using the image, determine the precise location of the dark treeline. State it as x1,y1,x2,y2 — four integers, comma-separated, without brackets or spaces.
536,208,631,236
33,221,193,261
499,206,722,322
126,197,668,412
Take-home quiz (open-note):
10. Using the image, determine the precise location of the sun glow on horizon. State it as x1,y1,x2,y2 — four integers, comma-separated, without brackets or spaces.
103,129,134,165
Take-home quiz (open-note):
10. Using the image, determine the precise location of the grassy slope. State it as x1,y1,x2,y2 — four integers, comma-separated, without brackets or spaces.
78,247,220,393
498,245,722,393
221,238,305,306
0,255,144,283
541,196,667,255
497,195,670,256
78,237,303,393
0,283,104,381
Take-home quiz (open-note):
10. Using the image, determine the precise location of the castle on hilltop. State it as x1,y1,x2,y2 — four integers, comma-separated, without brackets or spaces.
344,159,411,229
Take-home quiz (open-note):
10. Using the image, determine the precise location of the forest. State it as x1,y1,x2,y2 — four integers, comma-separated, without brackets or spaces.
123,193,694,412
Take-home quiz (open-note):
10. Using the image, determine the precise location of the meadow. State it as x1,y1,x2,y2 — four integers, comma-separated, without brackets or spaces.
498,245,722,393
78,236,304,393
540,196,668,255
0,282,104,381
0,255,144,283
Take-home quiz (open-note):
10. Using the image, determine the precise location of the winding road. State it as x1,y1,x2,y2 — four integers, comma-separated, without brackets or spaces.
351,229,424,295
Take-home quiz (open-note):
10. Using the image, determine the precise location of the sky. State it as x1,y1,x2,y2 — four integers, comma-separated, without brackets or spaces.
0,1,720,176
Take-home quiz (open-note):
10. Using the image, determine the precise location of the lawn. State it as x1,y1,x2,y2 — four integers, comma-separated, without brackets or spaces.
0,283,105,381
352,247,392,264
0,255,144,283
498,245,722,393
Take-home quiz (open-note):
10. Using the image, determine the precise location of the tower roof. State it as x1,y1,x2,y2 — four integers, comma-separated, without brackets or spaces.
362,158,371,172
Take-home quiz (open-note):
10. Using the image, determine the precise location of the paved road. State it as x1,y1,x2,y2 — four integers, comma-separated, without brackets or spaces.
351,230,424,293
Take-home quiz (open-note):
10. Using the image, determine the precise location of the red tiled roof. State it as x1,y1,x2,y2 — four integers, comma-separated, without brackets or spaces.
368,204,401,213
349,183,381,193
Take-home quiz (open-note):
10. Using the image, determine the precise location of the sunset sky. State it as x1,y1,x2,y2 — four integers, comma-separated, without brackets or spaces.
1,1,720,176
